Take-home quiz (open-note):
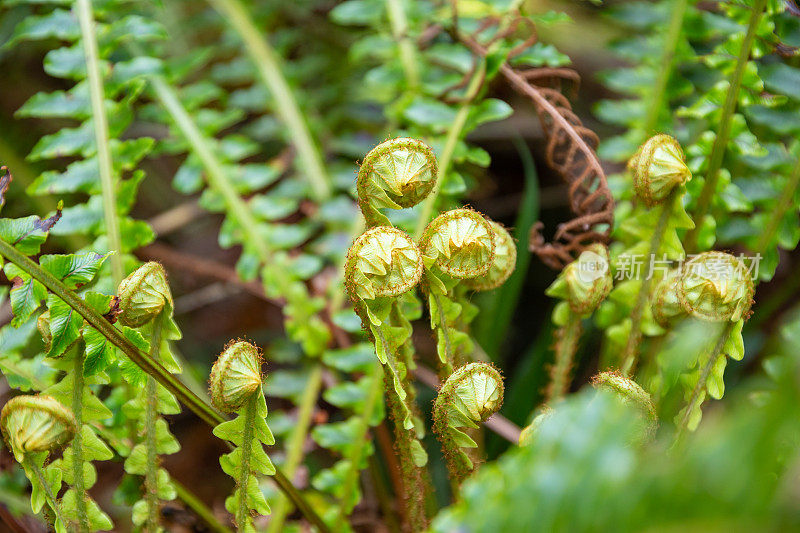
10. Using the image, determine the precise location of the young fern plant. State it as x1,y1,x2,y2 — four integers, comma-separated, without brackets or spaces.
344,225,429,530
0,395,76,532
41,301,116,532
616,135,694,374
599,0,799,280
356,137,438,228
209,341,275,532
432,362,504,491
659,252,754,440
544,244,613,403
9,247,118,533
117,262,182,531
0,192,327,531
597,135,693,373
419,209,496,378
591,371,658,441
347,137,518,520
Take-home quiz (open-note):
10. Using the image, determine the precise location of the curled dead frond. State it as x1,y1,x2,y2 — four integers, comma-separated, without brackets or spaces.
450,13,614,269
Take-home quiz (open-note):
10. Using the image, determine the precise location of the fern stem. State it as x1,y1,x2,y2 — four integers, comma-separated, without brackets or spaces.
147,75,272,265
24,458,66,530
621,189,677,375
755,155,800,255
236,394,256,530
0,238,220,427
546,310,581,403
0,238,331,533
383,367,427,531
266,364,323,533
71,348,89,532
385,0,420,89
75,0,123,285
684,0,768,253
205,0,332,201
675,321,733,443
144,317,164,531
640,0,689,139
414,61,486,240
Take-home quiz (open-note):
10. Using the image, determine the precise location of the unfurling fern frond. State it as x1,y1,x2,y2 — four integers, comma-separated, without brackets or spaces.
210,341,275,533
118,262,182,531
433,362,504,488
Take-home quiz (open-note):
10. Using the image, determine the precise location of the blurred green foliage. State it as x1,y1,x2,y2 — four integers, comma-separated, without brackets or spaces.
433,314,800,531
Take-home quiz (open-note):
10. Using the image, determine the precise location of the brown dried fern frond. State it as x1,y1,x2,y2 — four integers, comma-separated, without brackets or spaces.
454,14,615,269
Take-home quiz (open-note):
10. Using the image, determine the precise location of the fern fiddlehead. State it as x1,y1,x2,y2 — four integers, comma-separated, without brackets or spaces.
1,395,76,532
420,208,495,377
591,371,658,440
518,406,553,447
618,134,693,374
357,137,438,228
210,341,275,532
464,221,517,293
118,262,182,532
668,252,754,439
432,362,504,490
344,225,429,530
545,244,613,402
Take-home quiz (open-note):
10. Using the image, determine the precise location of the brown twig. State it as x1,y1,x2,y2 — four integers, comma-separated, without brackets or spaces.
147,201,205,237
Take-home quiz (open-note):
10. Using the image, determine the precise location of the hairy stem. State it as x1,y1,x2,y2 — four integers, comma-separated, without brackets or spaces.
385,0,420,89
144,317,164,530
621,189,678,375
267,364,323,533
414,62,486,239
383,367,426,531
71,349,89,532
755,156,800,255
684,0,768,253
0,238,331,533
205,0,332,201
236,395,256,530
675,322,733,443
75,0,123,285
0,238,220,427
24,458,66,530
546,311,581,403
639,0,689,139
